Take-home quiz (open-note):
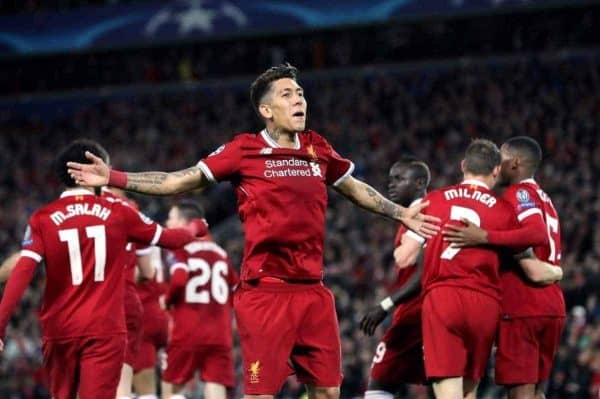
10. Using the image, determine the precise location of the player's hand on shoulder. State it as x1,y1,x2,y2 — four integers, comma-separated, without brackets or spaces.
186,218,209,237
401,200,440,239
442,218,487,247
360,305,388,336
67,151,110,187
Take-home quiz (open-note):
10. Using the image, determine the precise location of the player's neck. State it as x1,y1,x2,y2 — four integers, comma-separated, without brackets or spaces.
462,174,493,189
265,126,297,149
515,172,535,184
66,186,94,194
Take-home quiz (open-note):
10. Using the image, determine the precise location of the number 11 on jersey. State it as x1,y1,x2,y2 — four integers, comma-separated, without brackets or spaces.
59,225,106,285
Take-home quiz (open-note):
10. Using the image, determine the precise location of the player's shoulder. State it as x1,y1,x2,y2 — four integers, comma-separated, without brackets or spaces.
209,132,263,154
300,129,329,146
494,196,517,214
423,187,447,202
183,238,228,259
504,182,539,209
231,132,259,142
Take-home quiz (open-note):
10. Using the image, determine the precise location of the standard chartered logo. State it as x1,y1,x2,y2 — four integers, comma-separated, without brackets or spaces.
264,157,322,178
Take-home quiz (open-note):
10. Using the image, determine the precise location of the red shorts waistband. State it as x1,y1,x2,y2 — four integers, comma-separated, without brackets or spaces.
240,277,323,292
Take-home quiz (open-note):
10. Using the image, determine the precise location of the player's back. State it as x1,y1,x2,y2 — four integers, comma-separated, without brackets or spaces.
29,190,141,339
501,179,566,317
421,180,518,301
169,238,238,347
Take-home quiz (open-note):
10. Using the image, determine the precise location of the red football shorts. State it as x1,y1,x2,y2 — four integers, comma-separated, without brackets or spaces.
42,334,126,399
422,287,500,381
495,316,565,385
370,297,425,385
131,307,168,372
124,295,144,367
162,344,234,387
234,280,343,395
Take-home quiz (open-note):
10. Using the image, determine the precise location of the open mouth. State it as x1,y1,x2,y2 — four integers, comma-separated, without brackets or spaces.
292,111,305,118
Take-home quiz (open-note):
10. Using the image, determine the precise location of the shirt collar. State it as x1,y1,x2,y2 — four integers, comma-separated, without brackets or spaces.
260,129,301,150
60,188,94,198
461,179,490,190
520,178,537,185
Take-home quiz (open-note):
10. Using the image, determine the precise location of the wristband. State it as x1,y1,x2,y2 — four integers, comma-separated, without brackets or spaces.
108,169,128,189
380,297,394,312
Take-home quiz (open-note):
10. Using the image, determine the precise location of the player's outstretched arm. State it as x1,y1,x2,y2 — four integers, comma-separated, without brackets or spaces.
443,217,548,249
0,256,38,347
334,176,440,238
67,151,210,195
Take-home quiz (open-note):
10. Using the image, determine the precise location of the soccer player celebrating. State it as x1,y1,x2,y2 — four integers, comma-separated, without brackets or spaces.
395,139,562,399
0,140,196,399
443,136,565,399
161,200,238,399
360,158,431,398
67,64,439,399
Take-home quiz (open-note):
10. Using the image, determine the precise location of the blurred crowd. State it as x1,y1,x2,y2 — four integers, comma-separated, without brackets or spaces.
0,0,141,15
1,4,599,96
0,51,599,398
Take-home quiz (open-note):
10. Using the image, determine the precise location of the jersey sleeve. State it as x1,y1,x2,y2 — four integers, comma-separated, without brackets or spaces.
197,138,243,183
165,249,189,306
504,186,544,224
321,138,354,186
168,249,190,274
119,204,164,246
20,214,45,262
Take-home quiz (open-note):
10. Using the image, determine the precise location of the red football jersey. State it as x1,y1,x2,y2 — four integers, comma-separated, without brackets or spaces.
101,189,145,319
500,179,566,317
197,130,353,281
19,189,167,339
414,180,519,302
166,238,238,347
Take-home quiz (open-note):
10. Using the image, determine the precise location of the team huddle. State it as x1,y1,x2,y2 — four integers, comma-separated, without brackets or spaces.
0,64,564,399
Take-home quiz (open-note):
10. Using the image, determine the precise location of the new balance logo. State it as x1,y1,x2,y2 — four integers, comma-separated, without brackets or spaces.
260,148,273,155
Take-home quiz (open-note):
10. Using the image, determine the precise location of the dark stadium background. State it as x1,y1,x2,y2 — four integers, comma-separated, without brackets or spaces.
0,1,599,398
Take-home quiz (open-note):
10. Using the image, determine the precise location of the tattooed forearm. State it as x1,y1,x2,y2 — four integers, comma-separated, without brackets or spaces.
126,172,169,195
124,166,206,195
364,186,404,220
172,167,202,179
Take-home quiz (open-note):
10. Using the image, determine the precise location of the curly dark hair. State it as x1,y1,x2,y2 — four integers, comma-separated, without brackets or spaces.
249,63,299,117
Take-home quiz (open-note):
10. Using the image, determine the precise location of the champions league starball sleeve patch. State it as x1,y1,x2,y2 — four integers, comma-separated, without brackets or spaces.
516,189,536,211
22,225,33,247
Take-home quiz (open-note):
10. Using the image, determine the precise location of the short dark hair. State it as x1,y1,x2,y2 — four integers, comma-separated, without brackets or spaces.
464,139,501,175
55,139,109,187
393,156,431,187
409,161,431,187
250,63,299,116
174,200,205,221
504,136,542,172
